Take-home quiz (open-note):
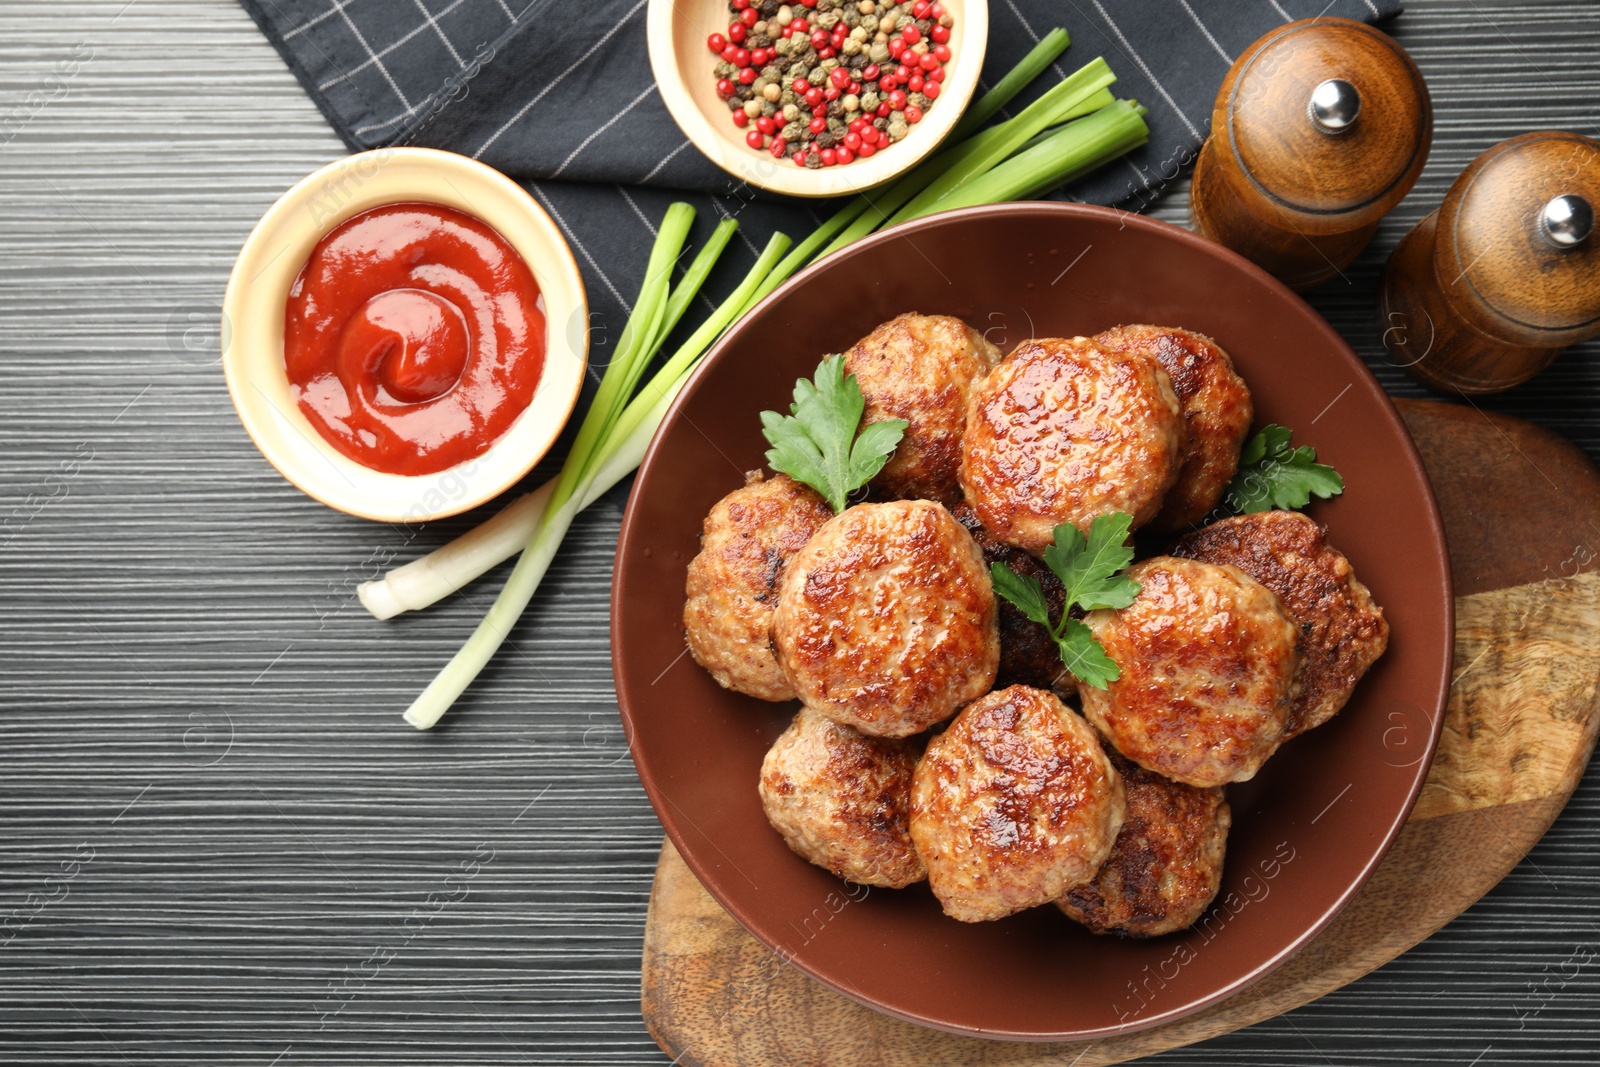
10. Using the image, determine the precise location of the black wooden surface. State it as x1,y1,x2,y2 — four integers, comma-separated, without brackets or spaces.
2,1,1599,1064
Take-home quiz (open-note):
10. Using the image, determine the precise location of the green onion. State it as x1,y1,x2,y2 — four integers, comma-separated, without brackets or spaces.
949,28,1071,142
914,100,1150,216
887,57,1116,226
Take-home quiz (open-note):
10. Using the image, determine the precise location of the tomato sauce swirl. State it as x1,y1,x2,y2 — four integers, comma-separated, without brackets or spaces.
284,202,546,476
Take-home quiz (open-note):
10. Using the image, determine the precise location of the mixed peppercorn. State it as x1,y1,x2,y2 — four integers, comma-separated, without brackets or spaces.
709,0,955,168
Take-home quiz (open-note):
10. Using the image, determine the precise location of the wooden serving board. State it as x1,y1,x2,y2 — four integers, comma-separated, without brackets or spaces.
638,397,1600,1066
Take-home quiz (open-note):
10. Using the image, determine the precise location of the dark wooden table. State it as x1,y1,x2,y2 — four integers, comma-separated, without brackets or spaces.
3,1,1598,1063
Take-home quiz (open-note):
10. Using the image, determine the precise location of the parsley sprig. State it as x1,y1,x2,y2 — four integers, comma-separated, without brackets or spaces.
1225,424,1344,514
990,512,1142,690
760,355,908,513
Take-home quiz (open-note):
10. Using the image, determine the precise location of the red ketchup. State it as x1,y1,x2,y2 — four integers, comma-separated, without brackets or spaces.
284,202,546,476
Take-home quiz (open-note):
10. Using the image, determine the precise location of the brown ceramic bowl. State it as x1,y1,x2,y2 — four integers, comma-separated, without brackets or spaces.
611,203,1453,1040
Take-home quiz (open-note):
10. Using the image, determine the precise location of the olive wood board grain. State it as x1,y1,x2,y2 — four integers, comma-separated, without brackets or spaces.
637,397,1600,1066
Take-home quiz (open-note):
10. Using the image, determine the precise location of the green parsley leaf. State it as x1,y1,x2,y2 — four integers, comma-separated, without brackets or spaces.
1058,617,1121,689
1225,423,1345,514
989,512,1141,691
989,562,1053,628
1041,512,1141,612
760,355,908,513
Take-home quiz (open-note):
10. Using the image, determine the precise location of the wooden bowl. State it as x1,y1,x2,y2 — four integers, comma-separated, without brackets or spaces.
647,0,988,197
222,148,588,523
612,203,1454,1039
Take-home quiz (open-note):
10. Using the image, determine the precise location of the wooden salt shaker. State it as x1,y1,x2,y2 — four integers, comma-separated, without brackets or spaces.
1379,131,1600,395
1190,18,1431,292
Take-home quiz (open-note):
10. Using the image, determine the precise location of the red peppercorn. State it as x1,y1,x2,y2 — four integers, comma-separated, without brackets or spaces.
756,115,775,134
876,102,891,117
810,29,827,47
843,131,862,150
731,109,748,127
857,140,876,158
903,26,921,44
790,18,807,32
908,74,924,93
707,32,727,53
770,136,787,157
931,24,951,44
919,53,938,71
823,86,841,101
932,43,951,62
913,0,931,16
820,148,837,166
888,37,905,57
792,78,809,94
746,130,764,148
861,63,880,81
731,47,750,67
794,152,808,166
715,77,736,99
848,81,860,95
849,117,867,132
894,63,910,80
799,0,817,7
737,67,757,84
930,2,945,15
809,116,827,133
740,7,758,26
805,86,824,106
923,81,940,100
829,67,850,88
835,146,854,164
905,105,923,124
781,25,793,38
728,22,747,43
929,66,945,83
819,46,835,59
879,76,897,92
732,0,749,8
888,89,907,109
721,44,738,62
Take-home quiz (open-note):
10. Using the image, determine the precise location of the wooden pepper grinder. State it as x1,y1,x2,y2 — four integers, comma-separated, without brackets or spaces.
1190,18,1432,292
1379,131,1600,394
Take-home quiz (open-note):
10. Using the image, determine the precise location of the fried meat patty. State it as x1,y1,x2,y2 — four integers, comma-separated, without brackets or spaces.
759,707,926,888
845,313,1002,506
910,685,1126,922
683,472,834,701
1057,751,1231,937
959,337,1184,552
1079,557,1300,787
1093,325,1253,531
772,500,999,737
1172,510,1389,739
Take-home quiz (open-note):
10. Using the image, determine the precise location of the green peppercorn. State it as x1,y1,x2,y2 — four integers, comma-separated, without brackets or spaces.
861,90,880,111
808,67,827,86
908,92,928,109
868,42,890,64
888,119,909,141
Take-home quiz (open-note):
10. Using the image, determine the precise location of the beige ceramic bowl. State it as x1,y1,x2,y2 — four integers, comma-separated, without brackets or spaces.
649,0,988,197
222,147,587,523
